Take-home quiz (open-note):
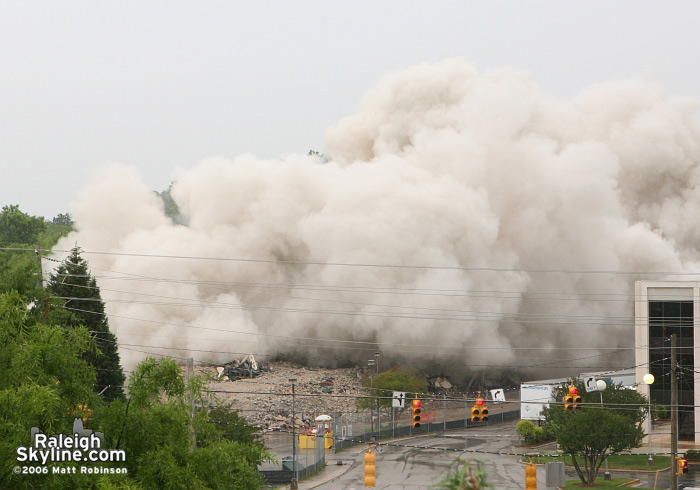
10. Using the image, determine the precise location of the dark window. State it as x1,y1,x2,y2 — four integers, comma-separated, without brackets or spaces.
649,300,694,440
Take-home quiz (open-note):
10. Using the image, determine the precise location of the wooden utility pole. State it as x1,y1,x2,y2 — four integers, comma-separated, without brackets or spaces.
671,334,678,490
186,358,196,449
35,244,43,288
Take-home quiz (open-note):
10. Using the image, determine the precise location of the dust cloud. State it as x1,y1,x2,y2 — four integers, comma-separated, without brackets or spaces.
55,60,700,379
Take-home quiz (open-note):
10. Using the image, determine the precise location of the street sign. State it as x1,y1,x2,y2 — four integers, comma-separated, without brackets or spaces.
392,391,406,408
490,389,506,402
584,376,598,392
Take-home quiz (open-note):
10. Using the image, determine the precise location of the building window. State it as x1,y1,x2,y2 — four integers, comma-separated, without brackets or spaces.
648,300,694,440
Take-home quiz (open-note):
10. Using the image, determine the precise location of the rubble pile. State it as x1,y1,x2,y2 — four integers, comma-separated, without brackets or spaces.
215,354,269,381
427,375,454,392
199,360,366,431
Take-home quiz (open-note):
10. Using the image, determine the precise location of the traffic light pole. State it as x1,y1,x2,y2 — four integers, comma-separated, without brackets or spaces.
671,334,678,490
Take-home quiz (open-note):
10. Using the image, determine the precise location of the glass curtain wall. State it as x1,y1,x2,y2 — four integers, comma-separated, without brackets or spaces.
648,300,694,440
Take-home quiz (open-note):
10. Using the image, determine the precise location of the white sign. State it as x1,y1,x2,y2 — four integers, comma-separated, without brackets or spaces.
490,389,506,402
341,425,347,440
347,424,352,437
584,376,598,392
520,384,555,420
392,391,406,408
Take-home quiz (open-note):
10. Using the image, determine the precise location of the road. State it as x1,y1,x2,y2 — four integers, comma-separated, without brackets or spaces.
265,420,700,489
316,420,539,489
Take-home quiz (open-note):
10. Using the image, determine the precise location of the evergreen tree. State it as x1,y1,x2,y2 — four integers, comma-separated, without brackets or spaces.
48,247,125,401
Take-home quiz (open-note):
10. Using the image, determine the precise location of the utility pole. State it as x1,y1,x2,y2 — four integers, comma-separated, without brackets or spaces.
671,334,678,490
186,358,196,448
290,378,298,490
35,244,43,289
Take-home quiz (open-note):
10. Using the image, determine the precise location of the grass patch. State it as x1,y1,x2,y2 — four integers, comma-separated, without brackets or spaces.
561,477,654,488
523,453,670,471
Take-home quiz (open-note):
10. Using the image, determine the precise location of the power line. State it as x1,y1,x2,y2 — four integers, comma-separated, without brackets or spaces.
42,247,700,276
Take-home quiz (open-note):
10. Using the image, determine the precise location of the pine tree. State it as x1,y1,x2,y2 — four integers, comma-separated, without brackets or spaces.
48,247,125,401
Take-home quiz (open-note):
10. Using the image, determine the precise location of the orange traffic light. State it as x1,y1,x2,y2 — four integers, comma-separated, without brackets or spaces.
412,398,422,429
678,457,688,475
471,405,480,422
480,405,489,422
364,445,376,487
525,460,537,489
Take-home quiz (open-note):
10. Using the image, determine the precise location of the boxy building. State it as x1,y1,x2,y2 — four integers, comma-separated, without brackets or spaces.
635,281,699,443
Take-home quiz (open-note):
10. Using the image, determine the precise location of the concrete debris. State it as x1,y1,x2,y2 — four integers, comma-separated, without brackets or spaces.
216,354,268,381
200,361,366,431
428,375,453,392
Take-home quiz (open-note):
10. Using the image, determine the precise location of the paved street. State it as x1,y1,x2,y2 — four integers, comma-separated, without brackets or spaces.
315,420,536,489
268,419,700,489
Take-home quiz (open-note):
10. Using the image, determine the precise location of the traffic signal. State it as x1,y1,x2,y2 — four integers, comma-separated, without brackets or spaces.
573,393,582,410
364,444,376,487
564,393,573,410
525,459,537,489
412,398,422,429
471,405,480,422
677,456,688,475
565,385,579,411
480,405,489,422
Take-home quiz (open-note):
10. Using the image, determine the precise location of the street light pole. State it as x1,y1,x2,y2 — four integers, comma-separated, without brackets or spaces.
289,378,298,490
368,359,375,436
671,334,678,490
375,352,380,437
643,373,655,466
596,379,611,481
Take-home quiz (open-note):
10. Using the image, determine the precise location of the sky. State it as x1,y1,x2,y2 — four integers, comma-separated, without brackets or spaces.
3,1,700,220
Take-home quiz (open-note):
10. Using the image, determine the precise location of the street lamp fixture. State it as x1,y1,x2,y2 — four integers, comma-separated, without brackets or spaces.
289,377,298,490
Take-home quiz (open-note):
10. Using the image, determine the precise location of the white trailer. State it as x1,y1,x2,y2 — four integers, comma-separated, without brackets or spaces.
520,384,555,421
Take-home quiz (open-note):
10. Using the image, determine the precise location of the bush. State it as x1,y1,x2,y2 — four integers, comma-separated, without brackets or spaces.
654,406,671,420
516,420,536,441
516,420,555,445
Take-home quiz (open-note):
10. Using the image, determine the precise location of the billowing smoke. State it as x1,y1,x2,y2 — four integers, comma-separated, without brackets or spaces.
55,60,700,379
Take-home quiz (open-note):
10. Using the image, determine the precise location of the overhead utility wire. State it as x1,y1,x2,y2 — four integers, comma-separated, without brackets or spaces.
49,275,641,324
55,293,643,328
65,305,648,353
46,269,658,305
45,248,700,276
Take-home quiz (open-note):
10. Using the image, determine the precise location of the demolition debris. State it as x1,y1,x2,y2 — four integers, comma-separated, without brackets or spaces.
200,360,366,431
216,354,268,381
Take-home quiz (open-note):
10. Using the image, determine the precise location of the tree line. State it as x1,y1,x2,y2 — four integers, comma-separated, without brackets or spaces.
0,204,270,489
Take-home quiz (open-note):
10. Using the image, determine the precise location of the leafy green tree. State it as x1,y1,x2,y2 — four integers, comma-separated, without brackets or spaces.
39,213,74,249
433,458,492,489
97,358,270,489
0,204,46,246
357,366,428,410
542,381,647,485
0,294,268,489
204,406,263,446
154,182,182,224
47,247,125,401
51,213,73,226
0,291,102,489
0,251,40,297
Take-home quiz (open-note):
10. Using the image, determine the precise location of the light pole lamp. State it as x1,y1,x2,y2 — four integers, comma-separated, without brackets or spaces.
643,373,655,466
289,377,298,490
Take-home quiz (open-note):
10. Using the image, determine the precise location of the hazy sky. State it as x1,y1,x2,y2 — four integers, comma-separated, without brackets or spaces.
3,1,700,219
